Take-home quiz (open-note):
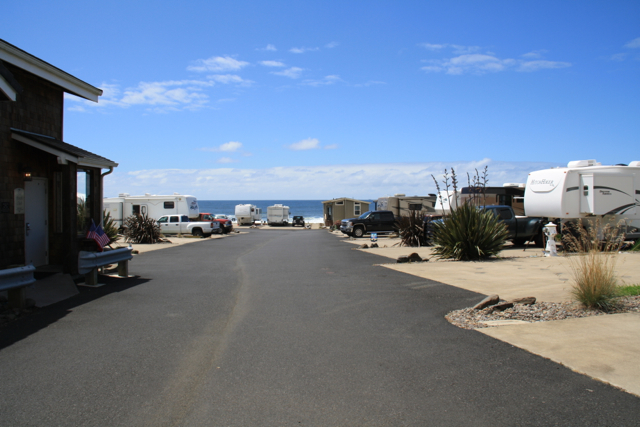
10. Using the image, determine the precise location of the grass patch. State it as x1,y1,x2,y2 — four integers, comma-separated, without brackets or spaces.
568,251,619,311
617,284,640,297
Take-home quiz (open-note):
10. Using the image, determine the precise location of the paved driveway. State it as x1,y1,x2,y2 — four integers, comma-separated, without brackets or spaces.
1,230,638,426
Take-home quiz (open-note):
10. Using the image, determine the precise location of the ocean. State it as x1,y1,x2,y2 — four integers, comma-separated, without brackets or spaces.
197,200,328,223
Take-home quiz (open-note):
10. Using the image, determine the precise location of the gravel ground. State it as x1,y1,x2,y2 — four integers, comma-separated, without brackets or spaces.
446,295,640,329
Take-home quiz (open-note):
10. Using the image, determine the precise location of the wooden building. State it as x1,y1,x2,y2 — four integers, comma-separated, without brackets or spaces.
0,39,117,274
322,197,371,226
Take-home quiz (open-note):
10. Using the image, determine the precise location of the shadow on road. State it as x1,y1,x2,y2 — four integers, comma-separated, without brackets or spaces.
0,274,151,351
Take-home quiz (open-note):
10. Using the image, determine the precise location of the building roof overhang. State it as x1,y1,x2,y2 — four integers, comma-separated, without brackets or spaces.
322,198,370,204
11,129,118,169
0,39,102,102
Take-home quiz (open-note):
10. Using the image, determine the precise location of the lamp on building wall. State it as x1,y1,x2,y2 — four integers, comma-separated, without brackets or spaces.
19,164,32,181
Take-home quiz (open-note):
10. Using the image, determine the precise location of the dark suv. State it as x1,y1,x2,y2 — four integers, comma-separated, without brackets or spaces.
340,210,398,238
292,216,305,227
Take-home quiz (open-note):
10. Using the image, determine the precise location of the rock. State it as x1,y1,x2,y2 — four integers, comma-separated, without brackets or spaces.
397,255,409,263
407,253,422,262
370,243,379,248
360,244,369,249
132,250,139,255
511,297,536,305
488,302,514,312
473,294,500,310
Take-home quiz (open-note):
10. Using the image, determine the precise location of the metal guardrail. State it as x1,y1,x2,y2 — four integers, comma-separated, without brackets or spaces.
0,265,36,292
78,247,133,275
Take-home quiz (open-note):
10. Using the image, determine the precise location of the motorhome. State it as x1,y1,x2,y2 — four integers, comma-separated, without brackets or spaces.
235,204,262,225
267,204,290,226
525,160,640,239
103,193,199,228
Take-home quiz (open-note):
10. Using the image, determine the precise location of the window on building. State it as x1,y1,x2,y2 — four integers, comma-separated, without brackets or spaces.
336,201,344,205
354,203,361,215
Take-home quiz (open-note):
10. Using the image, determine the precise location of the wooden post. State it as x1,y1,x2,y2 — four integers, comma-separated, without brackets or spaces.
117,260,128,277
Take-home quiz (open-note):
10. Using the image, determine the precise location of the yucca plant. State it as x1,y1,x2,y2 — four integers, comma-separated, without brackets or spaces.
123,213,162,244
398,210,426,247
102,209,120,245
431,202,508,260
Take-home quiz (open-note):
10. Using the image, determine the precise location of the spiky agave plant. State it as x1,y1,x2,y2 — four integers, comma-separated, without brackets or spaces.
123,213,162,244
398,210,426,247
431,202,508,260
102,209,120,245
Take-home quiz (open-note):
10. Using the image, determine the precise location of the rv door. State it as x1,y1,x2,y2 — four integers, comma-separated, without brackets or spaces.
132,204,148,216
580,174,594,214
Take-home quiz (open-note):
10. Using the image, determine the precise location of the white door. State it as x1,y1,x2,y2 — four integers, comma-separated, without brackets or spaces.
580,174,595,214
25,178,48,266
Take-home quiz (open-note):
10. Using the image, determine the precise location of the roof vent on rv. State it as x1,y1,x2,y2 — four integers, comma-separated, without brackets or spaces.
174,192,180,195
567,159,599,168
628,161,640,167
503,183,525,188
394,194,406,197
145,193,151,196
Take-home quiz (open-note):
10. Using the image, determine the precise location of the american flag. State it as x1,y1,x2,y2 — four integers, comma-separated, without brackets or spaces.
87,220,111,252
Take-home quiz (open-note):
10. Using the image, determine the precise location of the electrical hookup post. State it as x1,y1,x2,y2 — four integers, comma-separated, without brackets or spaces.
370,233,378,247
543,222,558,257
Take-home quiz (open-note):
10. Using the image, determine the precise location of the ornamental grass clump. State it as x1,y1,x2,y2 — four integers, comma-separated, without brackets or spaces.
563,219,624,310
123,213,162,244
398,209,426,247
431,202,508,261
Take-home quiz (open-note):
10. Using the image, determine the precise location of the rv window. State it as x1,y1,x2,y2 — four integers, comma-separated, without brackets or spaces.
141,206,147,215
170,216,179,223
409,203,422,211
164,201,175,209
132,205,140,215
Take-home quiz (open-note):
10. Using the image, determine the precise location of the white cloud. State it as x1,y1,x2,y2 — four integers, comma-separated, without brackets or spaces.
289,46,319,54
302,75,342,86
207,74,253,85
104,160,563,200
325,41,339,48
288,138,320,150
258,44,277,51
324,144,338,150
518,60,571,72
421,45,571,75
118,80,212,111
260,60,286,67
200,141,243,152
188,56,249,72
625,37,640,48
217,157,234,164
273,67,303,79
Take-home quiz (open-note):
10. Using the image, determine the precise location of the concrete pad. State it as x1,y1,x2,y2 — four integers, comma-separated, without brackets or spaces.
25,273,79,307
480,313,640,397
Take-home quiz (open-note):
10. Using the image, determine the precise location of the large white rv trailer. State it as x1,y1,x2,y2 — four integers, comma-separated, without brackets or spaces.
267,204,290,226
103,193,200,228
433,189,461,215
525,160,640,239
235,204,262,225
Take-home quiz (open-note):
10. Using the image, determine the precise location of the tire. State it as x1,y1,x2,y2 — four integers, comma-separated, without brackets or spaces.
353,227,365,238
534,231,545,248
192,228,203,237
513,238,526,247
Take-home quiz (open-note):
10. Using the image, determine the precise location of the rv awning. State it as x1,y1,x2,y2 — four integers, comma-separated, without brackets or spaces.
11,128,118,169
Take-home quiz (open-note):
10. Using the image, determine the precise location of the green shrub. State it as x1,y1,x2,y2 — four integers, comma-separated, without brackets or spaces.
569,251,618,310
103,209,120,245
123,213,162,244
431,202,508,260
398,210,426,247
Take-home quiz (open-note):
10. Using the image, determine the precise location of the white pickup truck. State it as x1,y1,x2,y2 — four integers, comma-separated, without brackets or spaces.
157,214,221,237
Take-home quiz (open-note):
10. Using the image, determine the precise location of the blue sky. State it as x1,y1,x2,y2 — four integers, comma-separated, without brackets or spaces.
4,1,639,199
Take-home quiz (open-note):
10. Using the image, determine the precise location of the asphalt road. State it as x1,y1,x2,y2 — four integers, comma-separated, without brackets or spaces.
1,230,639,426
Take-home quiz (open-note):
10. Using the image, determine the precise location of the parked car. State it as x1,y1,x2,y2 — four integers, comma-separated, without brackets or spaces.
292,216,305,227
157,214,221,237
340,210,399,238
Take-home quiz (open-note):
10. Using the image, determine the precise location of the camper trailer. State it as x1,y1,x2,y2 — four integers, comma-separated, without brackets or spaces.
525,160,640,239
376,194,436,217
433,189,461,215
235,204,262,225
267,204,290,226
103,193,199,228
460,184,526,215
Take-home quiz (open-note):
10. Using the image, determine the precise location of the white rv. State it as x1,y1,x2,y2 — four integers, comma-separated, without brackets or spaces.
525,160,640,239
267,204,290,226
235,204,262,225
103,193,200,228
433,189,461,215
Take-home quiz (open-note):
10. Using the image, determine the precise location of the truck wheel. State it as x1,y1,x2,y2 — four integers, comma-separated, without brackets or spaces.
534,231,545,248
513,238,526,247
353,227,365,238
192,228,203,237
